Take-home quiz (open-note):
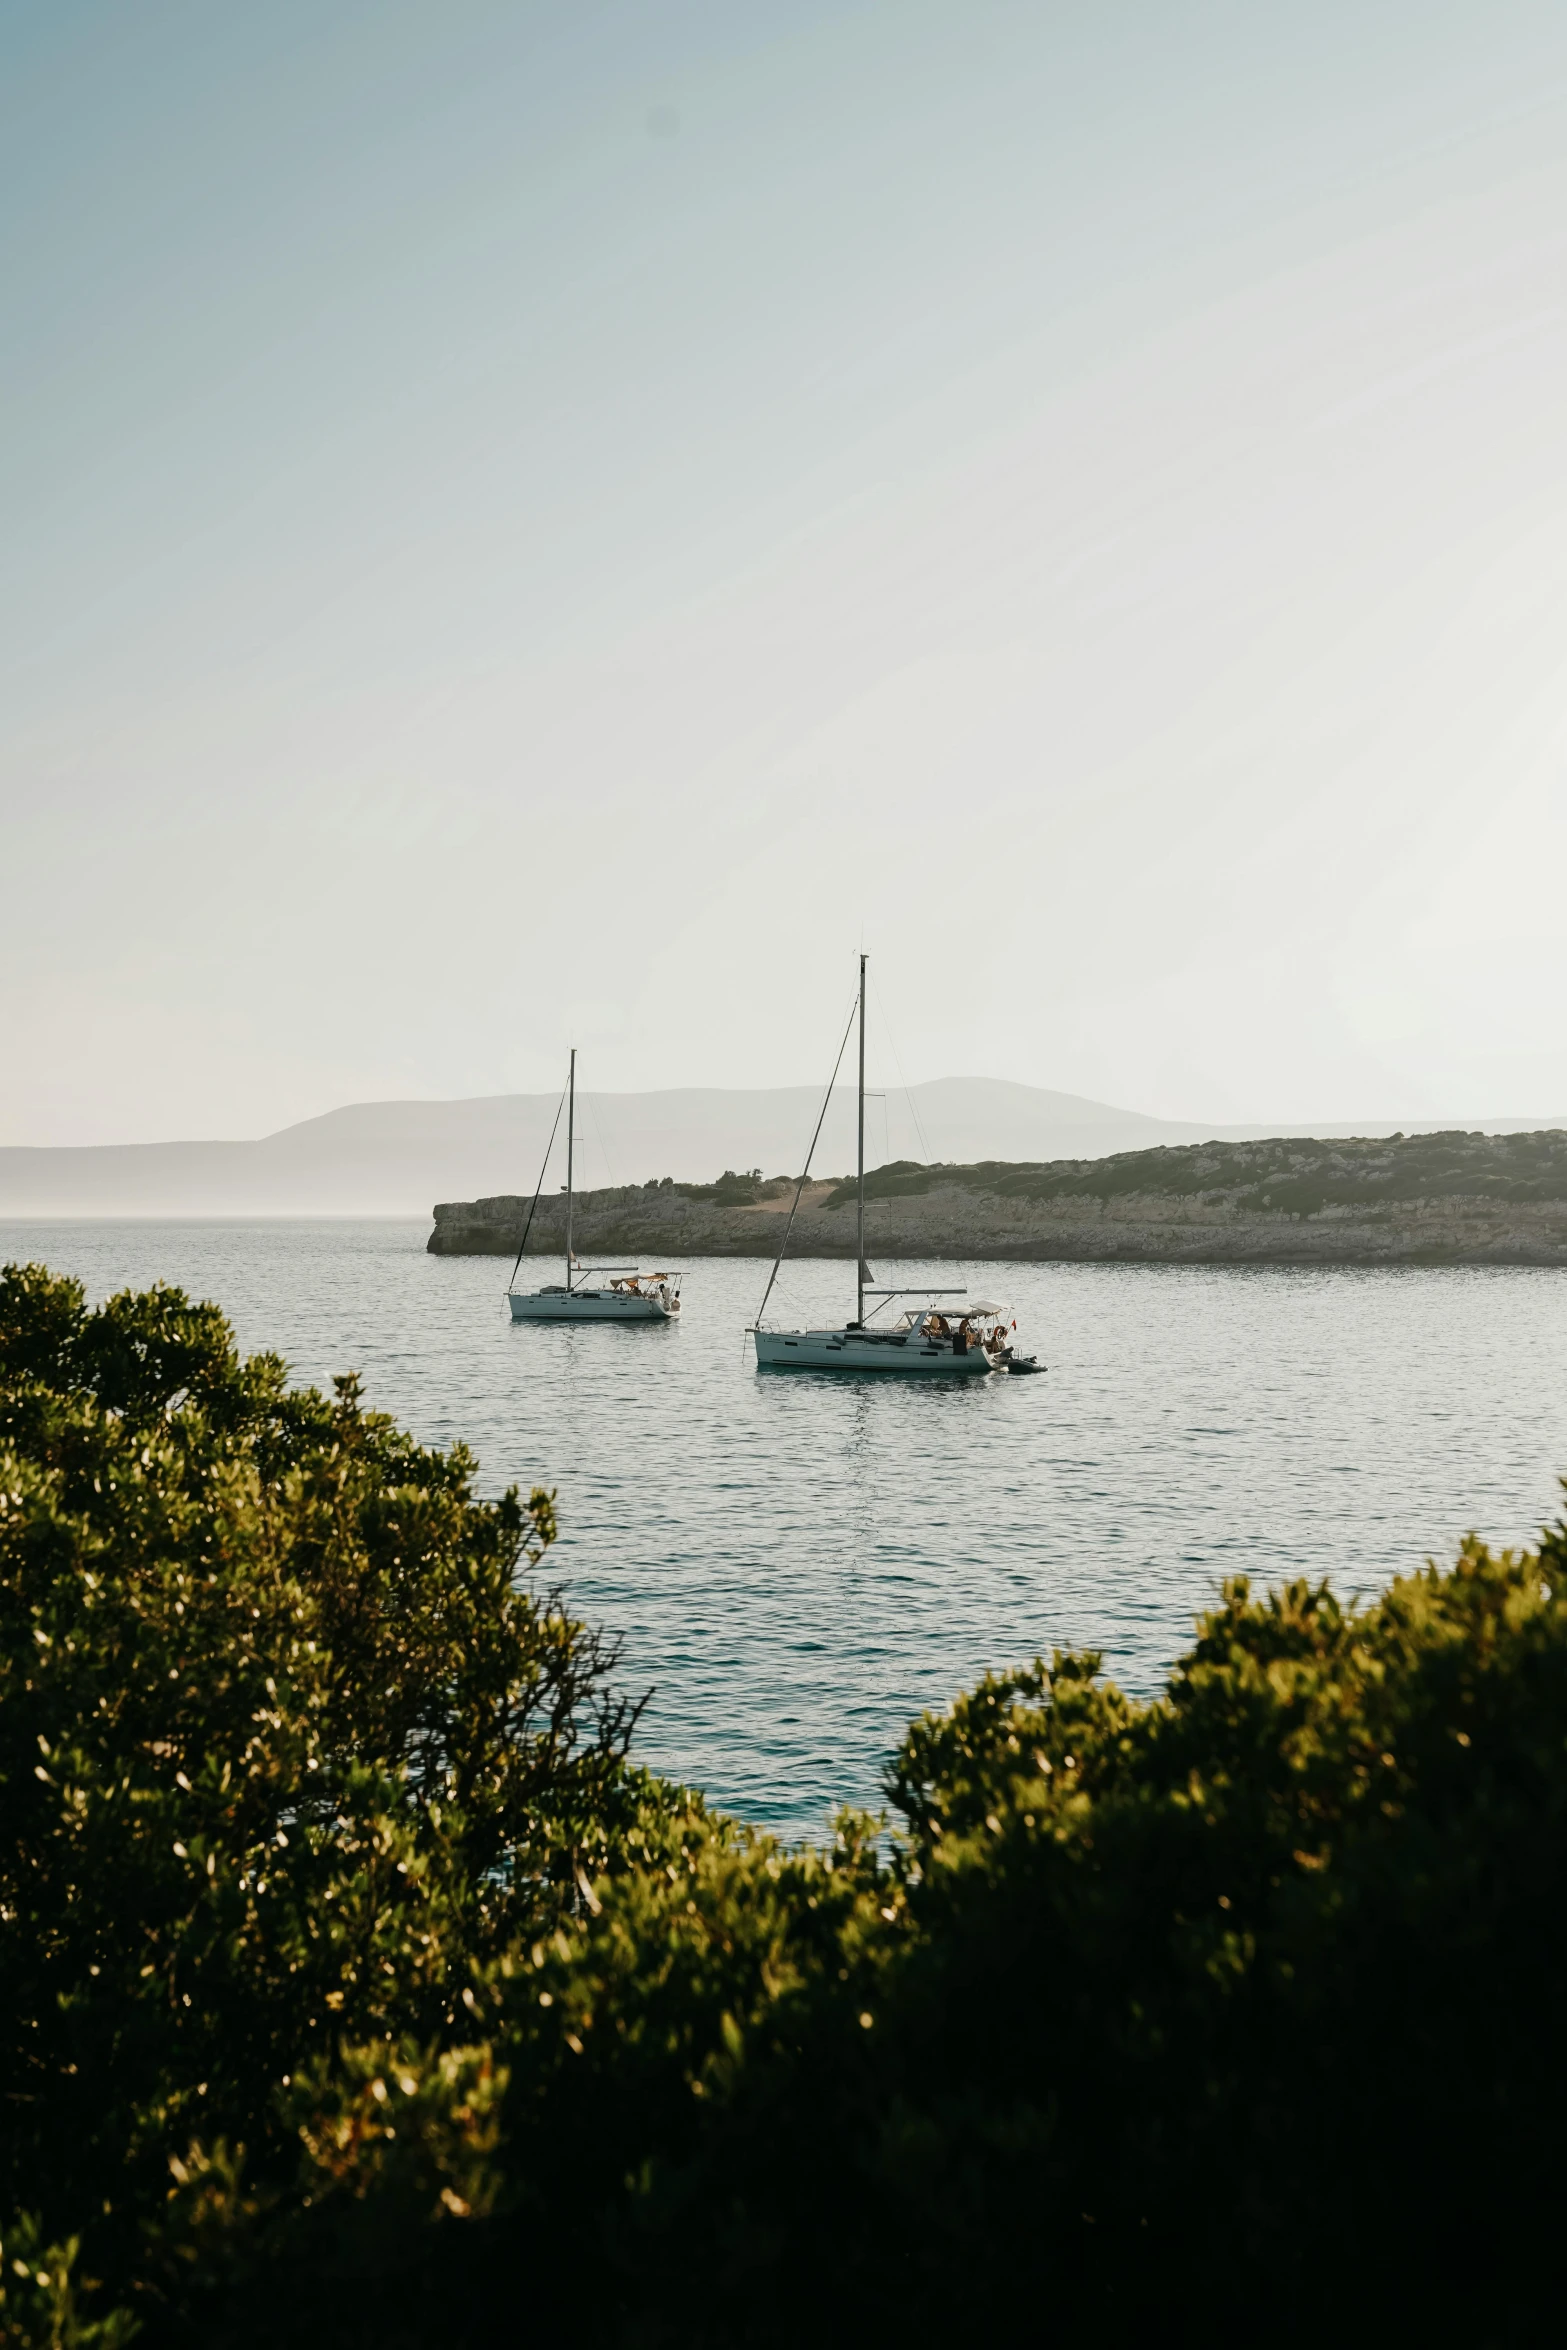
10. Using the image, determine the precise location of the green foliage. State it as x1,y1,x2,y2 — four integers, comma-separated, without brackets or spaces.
825,1127,1567,1215
0,2212,139,2348
5,1261,1566,2344
0,1264,645,2341
822,1157,933,1208
667,1169,778,1207
485,1531,1567,2343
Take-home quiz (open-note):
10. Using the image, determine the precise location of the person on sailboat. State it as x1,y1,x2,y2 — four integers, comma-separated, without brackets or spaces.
507,1050,684,1324
748,950,1036,1376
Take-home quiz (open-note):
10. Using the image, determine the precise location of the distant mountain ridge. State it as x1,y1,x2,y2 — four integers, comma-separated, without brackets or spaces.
1,1080,1562,1218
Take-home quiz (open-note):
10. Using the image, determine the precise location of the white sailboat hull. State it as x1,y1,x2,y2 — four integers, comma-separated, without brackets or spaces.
750,955,1034,1377
509,1287,679,1324
752,1326,995,1374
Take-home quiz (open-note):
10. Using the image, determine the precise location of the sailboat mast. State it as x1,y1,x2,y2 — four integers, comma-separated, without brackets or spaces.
565,1048,576,1292
856,953,867,1327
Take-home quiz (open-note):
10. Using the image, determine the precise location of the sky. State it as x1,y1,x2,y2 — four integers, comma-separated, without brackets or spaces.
4,0,1566,1145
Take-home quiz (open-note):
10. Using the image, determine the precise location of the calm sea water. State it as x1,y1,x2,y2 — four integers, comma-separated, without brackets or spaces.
5,1220,1566,1840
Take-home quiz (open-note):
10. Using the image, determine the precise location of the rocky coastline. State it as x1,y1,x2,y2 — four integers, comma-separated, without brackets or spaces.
429,1129,1567,1268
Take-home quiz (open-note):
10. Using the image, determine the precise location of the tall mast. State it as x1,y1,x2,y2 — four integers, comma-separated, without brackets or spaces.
565,1047,576,1291
856,952,867,1327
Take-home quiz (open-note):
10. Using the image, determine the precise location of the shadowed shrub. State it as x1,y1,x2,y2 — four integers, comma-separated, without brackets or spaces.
3,1262,1563,2346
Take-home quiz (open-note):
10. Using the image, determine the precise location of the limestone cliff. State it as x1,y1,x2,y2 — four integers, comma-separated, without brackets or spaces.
428,1130,1567,1267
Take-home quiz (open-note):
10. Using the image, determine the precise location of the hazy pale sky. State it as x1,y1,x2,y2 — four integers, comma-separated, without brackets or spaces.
5,0,1566,1143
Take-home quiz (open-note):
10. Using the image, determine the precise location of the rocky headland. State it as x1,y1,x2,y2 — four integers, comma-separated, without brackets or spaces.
428,1129,1567,1267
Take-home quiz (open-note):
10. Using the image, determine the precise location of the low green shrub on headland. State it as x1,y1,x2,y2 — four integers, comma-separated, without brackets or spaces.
3,1265,1564,2346
825,1126,1567,1215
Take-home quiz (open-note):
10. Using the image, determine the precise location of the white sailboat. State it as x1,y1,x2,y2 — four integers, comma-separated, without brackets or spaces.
507,1050,682,1324
749,956,1033,1376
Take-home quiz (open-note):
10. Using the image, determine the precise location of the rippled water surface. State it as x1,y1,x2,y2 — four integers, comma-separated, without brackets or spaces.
7,1220,1567,1839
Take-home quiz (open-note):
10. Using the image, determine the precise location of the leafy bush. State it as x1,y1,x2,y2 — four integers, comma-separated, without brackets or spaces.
3,1264,1564,2345
824,1128,1567,1215
494,1537,1567,2343
0,1265,648,2341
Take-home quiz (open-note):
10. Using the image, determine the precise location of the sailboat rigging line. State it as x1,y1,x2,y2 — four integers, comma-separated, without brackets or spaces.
856,950,867,1329
586,1087,617,1190
871,967,934,1166
752,985,860,1331
504,1081,568,1294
